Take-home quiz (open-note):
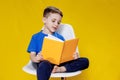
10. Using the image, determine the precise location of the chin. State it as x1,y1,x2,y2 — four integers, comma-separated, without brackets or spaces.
51,29,57,32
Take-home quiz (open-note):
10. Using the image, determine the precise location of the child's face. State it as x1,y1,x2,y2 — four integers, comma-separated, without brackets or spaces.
43,13,62,34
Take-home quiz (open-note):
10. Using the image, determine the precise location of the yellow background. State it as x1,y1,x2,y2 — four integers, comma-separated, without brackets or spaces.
0,0,120,80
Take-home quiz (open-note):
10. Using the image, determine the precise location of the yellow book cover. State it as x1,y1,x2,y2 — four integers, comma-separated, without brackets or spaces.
41,35,79,65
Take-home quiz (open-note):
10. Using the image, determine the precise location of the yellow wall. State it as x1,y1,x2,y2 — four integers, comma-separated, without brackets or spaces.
0,0,120,80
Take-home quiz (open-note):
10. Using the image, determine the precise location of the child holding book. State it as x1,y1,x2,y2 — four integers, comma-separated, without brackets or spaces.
27,6,89,80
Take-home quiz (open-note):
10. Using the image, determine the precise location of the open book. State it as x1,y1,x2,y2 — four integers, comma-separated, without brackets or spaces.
41,34,79,65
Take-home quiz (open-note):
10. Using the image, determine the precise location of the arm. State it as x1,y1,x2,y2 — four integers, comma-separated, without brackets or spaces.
30,52,44,63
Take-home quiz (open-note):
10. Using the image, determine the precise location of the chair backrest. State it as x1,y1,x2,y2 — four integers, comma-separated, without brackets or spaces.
22,23,81,77
56,24,75,40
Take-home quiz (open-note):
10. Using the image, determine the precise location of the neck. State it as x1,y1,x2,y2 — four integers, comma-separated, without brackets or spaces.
42,27,53,35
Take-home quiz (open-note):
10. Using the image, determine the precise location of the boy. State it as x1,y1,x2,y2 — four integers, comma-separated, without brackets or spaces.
27,6,89,80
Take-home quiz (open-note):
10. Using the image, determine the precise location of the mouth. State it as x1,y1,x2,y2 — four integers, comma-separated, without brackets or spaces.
53,26,58,30
52,28,57,31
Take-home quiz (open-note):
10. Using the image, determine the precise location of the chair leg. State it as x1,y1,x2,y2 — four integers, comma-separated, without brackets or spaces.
61,77,66,80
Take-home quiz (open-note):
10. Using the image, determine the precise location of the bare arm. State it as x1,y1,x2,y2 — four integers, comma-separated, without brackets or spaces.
30,52,44,63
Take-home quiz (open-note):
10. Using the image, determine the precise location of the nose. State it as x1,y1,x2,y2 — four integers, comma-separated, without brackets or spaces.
54,22,59,27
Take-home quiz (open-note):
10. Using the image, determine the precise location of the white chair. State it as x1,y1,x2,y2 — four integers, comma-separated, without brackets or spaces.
22,24,82,80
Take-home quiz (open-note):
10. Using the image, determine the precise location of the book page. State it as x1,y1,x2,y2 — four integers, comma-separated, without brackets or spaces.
46,34,63,42
60,38,79,63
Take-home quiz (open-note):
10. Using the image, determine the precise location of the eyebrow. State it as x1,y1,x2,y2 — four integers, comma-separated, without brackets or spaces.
52,18,61,22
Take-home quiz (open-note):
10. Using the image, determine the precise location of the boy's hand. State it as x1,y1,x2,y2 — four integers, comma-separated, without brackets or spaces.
73,52,79,59
36,52,44,61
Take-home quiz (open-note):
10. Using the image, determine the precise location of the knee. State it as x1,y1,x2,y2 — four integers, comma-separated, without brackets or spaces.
37,60,52,68
78,57,89,69
82,57,89,63
84,58,89,68
83,57,89,68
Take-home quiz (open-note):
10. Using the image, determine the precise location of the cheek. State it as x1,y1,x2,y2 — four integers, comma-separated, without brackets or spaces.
46,20,52,24
45,21,50,26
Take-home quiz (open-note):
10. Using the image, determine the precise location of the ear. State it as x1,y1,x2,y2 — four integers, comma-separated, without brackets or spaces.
42,17,46,23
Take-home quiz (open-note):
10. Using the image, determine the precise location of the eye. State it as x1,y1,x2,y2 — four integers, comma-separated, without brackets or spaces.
58,22,61,24
52,20,55,22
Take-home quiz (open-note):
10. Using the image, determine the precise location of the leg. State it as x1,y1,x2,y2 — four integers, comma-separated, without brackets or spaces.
37,60,54,80
52,57,89,73
63,57,89,72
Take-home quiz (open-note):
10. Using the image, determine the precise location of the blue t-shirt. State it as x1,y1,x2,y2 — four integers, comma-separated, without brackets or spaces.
27,31,65,54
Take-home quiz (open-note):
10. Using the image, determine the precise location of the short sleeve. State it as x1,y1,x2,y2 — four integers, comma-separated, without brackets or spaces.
59,35,65,41
27,35,37,53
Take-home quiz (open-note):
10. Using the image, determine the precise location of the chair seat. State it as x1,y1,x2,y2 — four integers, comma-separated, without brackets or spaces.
51,71,81,77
